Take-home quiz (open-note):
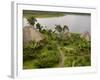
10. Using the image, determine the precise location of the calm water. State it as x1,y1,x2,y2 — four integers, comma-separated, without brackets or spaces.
23,14,91,33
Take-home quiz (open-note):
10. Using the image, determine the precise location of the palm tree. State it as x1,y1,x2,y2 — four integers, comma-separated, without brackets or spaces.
27,16,37,26
55,25,70,41
55,25,63,41
63,25,69,32
55,25,62,33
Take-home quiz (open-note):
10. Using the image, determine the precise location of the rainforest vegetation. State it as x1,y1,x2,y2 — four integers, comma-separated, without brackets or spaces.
23,12,91,69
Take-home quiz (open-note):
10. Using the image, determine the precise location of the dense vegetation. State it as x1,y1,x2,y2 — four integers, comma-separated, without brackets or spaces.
23,16,91,69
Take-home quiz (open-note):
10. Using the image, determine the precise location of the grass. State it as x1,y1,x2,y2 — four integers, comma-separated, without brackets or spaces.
23,60,37,69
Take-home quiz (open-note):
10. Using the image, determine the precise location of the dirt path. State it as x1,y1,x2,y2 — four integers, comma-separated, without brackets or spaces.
57,45,65,67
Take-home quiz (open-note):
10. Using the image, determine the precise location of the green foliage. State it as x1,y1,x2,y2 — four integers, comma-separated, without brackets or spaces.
36,23,43,31
23,10,66,18
23,22,91,69
34,50,60,68
55,25,62,33
23,38,60,69
27,16,37,26
64,55,91,67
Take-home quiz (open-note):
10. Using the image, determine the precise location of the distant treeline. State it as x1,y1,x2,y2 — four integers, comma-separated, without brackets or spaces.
23,10,66,18
23,10,91,18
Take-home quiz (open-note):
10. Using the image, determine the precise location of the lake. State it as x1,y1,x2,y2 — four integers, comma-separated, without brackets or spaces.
23,14,91,33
